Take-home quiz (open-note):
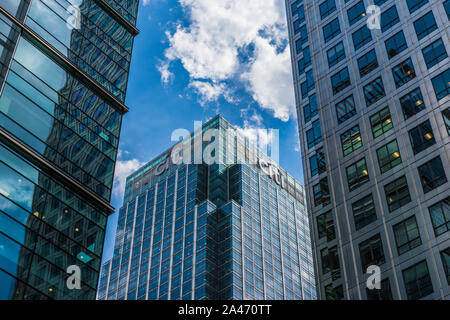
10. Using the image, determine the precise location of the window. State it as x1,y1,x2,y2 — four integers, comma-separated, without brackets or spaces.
294,5,306,25
291,0,302,17
408,120,436,154
320,246,340,279
310,147,326,177
406,0,429,13
445,0,450,19
295,25,308,53
431,68,450,100
357,49,378,77
400,87,425,119
392,58,416,88
359,234,385,272
352,194,377,230
394,215,422,256
422,38,448,69
418,156,447,193
364,77,386,106
352,26,372,51
327,41,346,68
413,11,437,40
341,125,362,156
374,0,388,5
325,285,344,300
402,260,433,300
377,140,402,174
319,0,336,19
331,67,350,94
346,158,369,191
347,1,365,26
441,248,450,284
323,18,341,43
370,107,393,138
313,177,330,207
366,278,393,300
317,210,335,241
301,70,315,98
384,176,411,212
299,46,311,73
335,95,356,124
385,31,408,59
429,197,450,236
443,108,450,135
306,120,322,149
303,94,318,123
381,6,400,32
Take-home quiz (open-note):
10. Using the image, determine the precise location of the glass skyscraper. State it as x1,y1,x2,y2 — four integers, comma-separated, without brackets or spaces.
0,0,139,299
97,115,316,300
286,0,449,299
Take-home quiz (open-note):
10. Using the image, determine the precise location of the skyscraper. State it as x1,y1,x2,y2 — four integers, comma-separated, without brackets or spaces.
0,0,139,299
97,115,317,300
285,0,449,299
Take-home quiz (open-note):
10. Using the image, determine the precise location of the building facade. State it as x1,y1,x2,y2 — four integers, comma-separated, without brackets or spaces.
0,0,139,299
97,115,317,300
285,0,449,299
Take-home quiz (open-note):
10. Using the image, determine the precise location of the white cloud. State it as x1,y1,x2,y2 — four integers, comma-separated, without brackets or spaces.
160,0,295,121
157,62,174,85
113,151,144,198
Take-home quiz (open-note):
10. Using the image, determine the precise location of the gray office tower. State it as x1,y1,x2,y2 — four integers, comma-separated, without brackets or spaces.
285,0,449,300
97,115,317,300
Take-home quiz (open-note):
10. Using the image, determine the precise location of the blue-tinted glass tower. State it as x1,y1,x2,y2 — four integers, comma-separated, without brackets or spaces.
98,115,316,300
0,0,139,299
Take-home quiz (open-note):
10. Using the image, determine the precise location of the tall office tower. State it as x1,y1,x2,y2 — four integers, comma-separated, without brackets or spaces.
97,115,317,300
0,1,139,299
285,0,450,300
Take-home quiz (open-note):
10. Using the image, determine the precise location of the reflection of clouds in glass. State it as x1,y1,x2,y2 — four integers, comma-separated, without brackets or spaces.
0,176,34,211
3,0,21,16
14,38,67,91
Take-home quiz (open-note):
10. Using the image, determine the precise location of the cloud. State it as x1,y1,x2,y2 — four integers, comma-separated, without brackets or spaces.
113,151,144,198
157,62,174,85
160,0,295,121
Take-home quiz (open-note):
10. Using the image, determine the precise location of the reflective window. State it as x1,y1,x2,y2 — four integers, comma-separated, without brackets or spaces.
441,249,450,285
317,210,335,241
357,49,378,77
384,176,411,212
327,41,346,68
429,197,450,236
335,95,356,124
320,246,340,279
341,125,362,156
381,6,400,32
347,1,365,26
377,140,402,174
422,38,448,69
319,0,336,19
417,156,447,193
385,31,408,59
307,120,322,149
310,147,326,177
313,177,331,207
352,26,372,51
445,0,450,19
331,67,350,95
303,94,318,123
364,77,386,107
402,260,433,300
431,68,450,100
394,215,422,255
346,158,369,191
406,0,429,13
323,18,341,43
408,120,436,154
400,87,426,119
413,11,437,40
359,234,385,272
392,58,416,88
443,108,450,135
352,194,377,230
370,107,393,138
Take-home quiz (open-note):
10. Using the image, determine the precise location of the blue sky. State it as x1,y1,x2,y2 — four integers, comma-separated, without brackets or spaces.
102,0,303,262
